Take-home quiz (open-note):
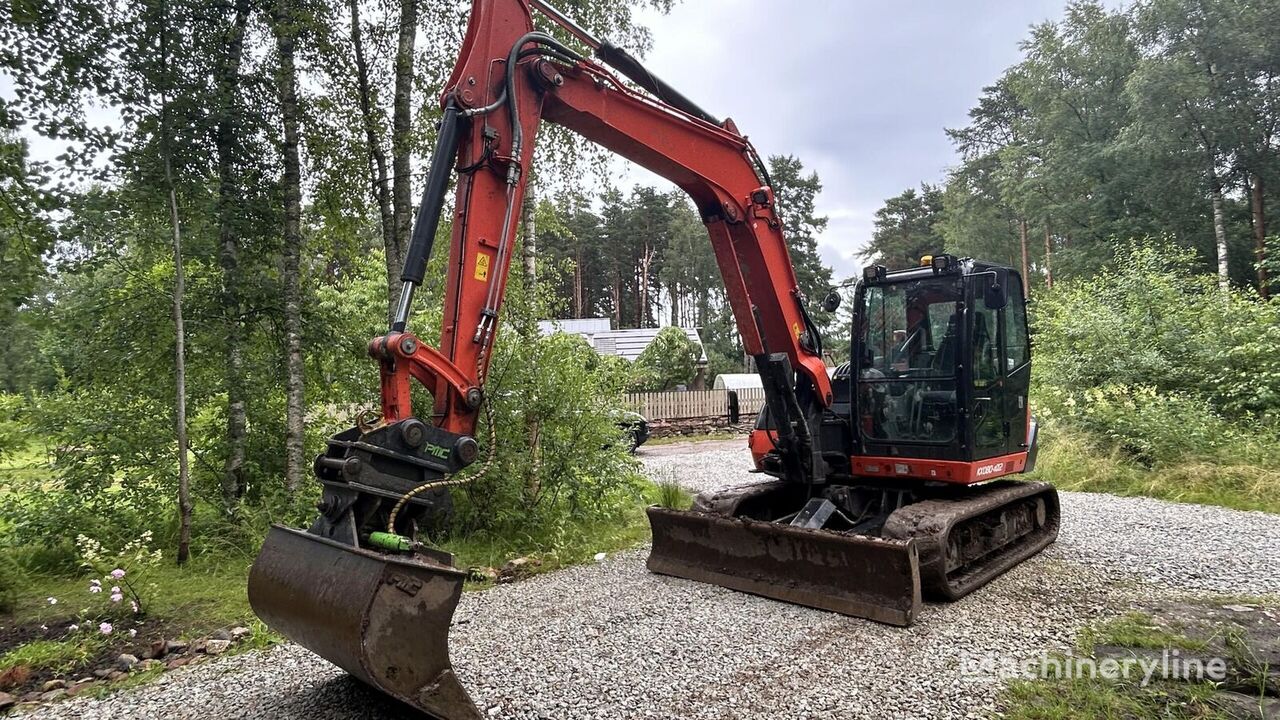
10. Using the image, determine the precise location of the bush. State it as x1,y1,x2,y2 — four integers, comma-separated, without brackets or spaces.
1036,383,1270,466
1033,241,1280,423
1029,240,1280,510
0,552,25,613
1032,421,1280,514
0,394,25,459
630,326,700,391
447,281,643,545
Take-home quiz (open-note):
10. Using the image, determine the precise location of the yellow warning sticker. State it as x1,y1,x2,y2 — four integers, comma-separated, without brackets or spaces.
474,253,491,281
792,322,803,338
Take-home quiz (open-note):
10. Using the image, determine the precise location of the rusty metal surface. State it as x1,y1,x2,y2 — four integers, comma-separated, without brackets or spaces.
646,507,921,626
882,481,1060,601
248,525,481,720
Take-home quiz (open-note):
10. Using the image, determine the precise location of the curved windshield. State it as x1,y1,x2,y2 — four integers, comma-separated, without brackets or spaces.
856,277,961,444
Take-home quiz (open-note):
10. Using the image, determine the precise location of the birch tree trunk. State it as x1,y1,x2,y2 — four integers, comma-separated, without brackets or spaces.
1211,177,1230,291
349,0,396,321
167,160,191,563
1043,220,1053,289
390,0,417,319
522,183,536,291
1252,173,1268,298
573,244,583,317
216,0,251,514
1018,218,1029,292
159,18,191,562
273,0,306,494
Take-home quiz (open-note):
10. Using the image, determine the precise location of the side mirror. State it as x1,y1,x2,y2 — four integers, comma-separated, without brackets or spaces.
821,289,842,313
984,268,1009,309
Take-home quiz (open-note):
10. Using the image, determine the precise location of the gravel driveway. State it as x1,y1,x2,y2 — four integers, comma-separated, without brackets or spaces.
20,443,1280,719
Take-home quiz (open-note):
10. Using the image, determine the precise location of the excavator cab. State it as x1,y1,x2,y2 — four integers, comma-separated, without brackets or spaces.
850,255,1036,471
651,256,1056,625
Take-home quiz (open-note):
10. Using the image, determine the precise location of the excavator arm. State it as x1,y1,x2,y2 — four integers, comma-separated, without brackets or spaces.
386,0,831,480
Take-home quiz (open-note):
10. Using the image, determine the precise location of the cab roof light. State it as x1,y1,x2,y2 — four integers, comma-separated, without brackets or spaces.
930,254,956,274
863,264,887,282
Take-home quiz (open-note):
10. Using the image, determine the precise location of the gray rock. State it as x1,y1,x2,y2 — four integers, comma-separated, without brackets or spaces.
116,654,139,669
229,626,251,639
164,639,188,654
204,639,231,656
38,689,66,702
40,680,65,692
0,691,14,710
65,682,94,697
1216,691,1280,720
210,629,232,642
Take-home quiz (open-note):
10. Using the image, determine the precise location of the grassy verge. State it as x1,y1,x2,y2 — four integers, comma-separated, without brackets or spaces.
1030,427,1280,515
1001,675,1227,720
643,430,745,446
997,601,1277,720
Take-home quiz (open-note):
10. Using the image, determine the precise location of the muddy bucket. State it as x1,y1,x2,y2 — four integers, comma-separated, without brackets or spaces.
646,507,922,626
249,525,481,720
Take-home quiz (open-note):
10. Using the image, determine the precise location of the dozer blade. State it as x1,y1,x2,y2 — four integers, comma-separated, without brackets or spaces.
249,525,481,720
646,507,922,626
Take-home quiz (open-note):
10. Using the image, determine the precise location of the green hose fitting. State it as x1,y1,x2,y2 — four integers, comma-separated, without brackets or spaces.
368,531,414,553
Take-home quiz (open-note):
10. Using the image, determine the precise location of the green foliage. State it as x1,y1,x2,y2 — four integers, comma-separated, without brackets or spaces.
1034,242,1280,426
629,327,699,392
0,552,24,613
446,275,643,545
0,637,110,675
768,155,834,329
0,394,25,459
926,0,1279,291
1028,242,1280,511
1031,423,1280,514
652,475,692,510
1078,612,1207,652
1000,674,1225,720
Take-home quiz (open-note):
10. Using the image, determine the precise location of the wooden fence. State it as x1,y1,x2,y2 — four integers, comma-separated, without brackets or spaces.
623,388,766,421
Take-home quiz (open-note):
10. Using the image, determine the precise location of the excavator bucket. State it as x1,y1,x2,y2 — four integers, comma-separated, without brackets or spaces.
248,525,481,720
646,507,922,626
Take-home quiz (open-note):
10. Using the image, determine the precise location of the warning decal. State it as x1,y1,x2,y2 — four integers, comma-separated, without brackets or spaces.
474,253,491,281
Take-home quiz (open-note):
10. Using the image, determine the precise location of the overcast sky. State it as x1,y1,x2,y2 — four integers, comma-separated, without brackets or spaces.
620,0,1083,279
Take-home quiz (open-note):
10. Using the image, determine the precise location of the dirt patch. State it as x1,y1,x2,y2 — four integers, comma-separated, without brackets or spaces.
0,615,253,709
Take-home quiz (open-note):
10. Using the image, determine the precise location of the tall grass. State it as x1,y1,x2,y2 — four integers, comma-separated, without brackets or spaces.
1032,423,1280,514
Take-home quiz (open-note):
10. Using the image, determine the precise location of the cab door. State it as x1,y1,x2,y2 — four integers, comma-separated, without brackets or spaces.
968,277,1008,460
1001,273,1031,455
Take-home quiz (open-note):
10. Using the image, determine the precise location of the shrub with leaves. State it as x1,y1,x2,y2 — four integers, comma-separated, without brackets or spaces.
630,326,700,391
1032,240,1280,469
1033,241,1280,423
75,531,163,618
443,270,643,548
0,393,25,459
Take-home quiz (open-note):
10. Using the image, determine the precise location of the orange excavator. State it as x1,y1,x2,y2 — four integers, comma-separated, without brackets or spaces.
248,1,1060,717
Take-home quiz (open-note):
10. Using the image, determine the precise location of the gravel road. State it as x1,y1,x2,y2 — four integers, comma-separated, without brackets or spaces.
20,443,1280,720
